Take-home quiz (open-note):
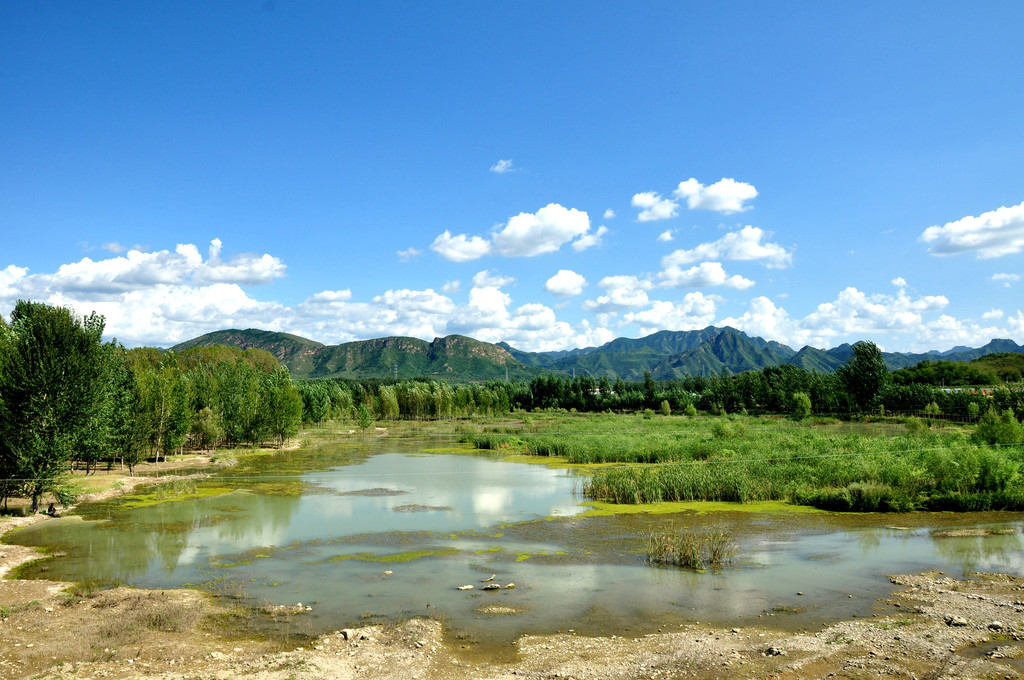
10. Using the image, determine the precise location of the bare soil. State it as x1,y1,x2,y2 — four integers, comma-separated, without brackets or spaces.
4,465,1024,679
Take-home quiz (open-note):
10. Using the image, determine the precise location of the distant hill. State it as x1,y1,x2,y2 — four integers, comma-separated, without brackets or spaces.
172,327,1024,382
172,329,540,381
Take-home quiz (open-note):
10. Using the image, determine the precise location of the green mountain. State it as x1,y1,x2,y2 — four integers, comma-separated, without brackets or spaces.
172,329,538,381
172,327,1024,382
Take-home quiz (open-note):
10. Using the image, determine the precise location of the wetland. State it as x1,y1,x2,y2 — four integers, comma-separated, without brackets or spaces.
4,414,1024,678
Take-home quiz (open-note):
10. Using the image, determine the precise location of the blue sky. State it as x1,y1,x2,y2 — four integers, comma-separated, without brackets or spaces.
2,1,1023,353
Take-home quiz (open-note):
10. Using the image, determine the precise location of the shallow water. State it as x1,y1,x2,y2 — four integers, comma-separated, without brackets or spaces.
7,437,1024,645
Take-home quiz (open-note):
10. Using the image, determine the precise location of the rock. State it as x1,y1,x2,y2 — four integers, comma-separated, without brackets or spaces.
505,583,516,589
764,646,786,656
383,570,393,576
988,621,1004,631
482,583,501,591
945,615,968,627
341,629,356,640
481,574,495,582
456,585,474,591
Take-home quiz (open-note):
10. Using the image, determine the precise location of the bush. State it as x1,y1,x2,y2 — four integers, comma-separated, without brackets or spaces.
975,408,1023,446
791,392,812,419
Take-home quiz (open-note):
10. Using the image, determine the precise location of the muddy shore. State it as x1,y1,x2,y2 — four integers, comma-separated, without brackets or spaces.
3,465,1024,679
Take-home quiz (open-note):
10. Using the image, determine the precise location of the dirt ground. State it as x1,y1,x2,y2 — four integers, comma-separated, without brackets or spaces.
4,466,1024,679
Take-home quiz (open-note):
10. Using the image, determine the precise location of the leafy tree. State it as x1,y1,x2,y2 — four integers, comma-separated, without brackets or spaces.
0,301,105,511
791,392,812,419
356,403,373,431
974,407,1023,446
264,368,303,446
838,341,890,412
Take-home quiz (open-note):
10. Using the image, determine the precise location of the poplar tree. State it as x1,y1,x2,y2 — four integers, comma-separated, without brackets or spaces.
0,301,105,511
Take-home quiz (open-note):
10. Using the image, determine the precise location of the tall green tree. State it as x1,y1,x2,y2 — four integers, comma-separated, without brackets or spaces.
0,301,105,510
838,341,891,412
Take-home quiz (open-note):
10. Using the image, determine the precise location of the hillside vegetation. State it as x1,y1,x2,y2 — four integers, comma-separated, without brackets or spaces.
173,326,1024,382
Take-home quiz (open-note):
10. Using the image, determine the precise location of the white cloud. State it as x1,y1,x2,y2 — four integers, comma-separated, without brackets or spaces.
582,275,652,312
102,242,127,254
719,297,797,344
891,277,907,288
9,240,285,298
430,230,493,262
658,261,755,290
544,269,587,297
661,226,792,269
982,308,1004,320
572,225,608,252
623,293,718,334
800,286,949,341
430,204,592,261
441,280,461,294
920,201,1024,258
657,230,674,242
631,191,678,222
492,204,591,257
992,273,1021,288
397,247,422,262
674,177,758,214
472,270,515,288
603,209,616,220
490,159,514,174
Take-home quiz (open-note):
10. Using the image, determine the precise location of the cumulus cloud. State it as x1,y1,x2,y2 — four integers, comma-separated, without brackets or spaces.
544,269,587,297
674,177,758,214
441,280,461,294
582,275,652,312
982,308,1004,320
472,270,515,288
603,209,616,220
719,297,797,344
492,204,591,257
658,261,755,290
623,293,718,334
657,230,674,242
430,204,596,261
430,230,493,262
572,225,608,252
631,191,678,222
661,226,792,269
800,286,949,341
920,201,1024,258
490,159,515,174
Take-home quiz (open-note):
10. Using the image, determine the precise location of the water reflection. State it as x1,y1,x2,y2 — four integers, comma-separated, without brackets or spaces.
7,442,1024,644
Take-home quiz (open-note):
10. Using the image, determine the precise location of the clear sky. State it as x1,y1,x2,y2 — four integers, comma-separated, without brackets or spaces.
2,1,1023,353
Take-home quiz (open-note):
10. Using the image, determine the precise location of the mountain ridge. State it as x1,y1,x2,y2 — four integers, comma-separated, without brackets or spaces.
171,327,1024,382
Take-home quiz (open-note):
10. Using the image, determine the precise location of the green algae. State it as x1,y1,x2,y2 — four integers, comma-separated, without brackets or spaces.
116,485,234,510
580,499,827,517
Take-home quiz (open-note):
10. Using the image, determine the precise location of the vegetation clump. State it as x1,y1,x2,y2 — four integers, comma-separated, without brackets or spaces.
647,526,736,570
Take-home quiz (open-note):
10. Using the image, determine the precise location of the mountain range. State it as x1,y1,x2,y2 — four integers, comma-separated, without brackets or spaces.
171,327,1024,382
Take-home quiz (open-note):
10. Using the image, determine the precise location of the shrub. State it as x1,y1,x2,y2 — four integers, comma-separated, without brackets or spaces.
791,392,812,419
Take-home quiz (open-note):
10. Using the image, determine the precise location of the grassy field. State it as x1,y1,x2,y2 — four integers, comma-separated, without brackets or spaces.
462,411,1024,512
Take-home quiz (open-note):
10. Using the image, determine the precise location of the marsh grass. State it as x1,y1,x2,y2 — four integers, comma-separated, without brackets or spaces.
465,412,1024,512
647,526,736,570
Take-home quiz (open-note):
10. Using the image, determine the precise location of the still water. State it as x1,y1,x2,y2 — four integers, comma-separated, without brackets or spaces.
8,438,1024,644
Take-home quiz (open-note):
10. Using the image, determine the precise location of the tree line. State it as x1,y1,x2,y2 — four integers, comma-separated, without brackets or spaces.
0,301,304,510
4,301,1022,511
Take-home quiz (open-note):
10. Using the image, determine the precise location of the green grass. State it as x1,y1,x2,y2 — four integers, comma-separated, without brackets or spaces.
462,412,1024,513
